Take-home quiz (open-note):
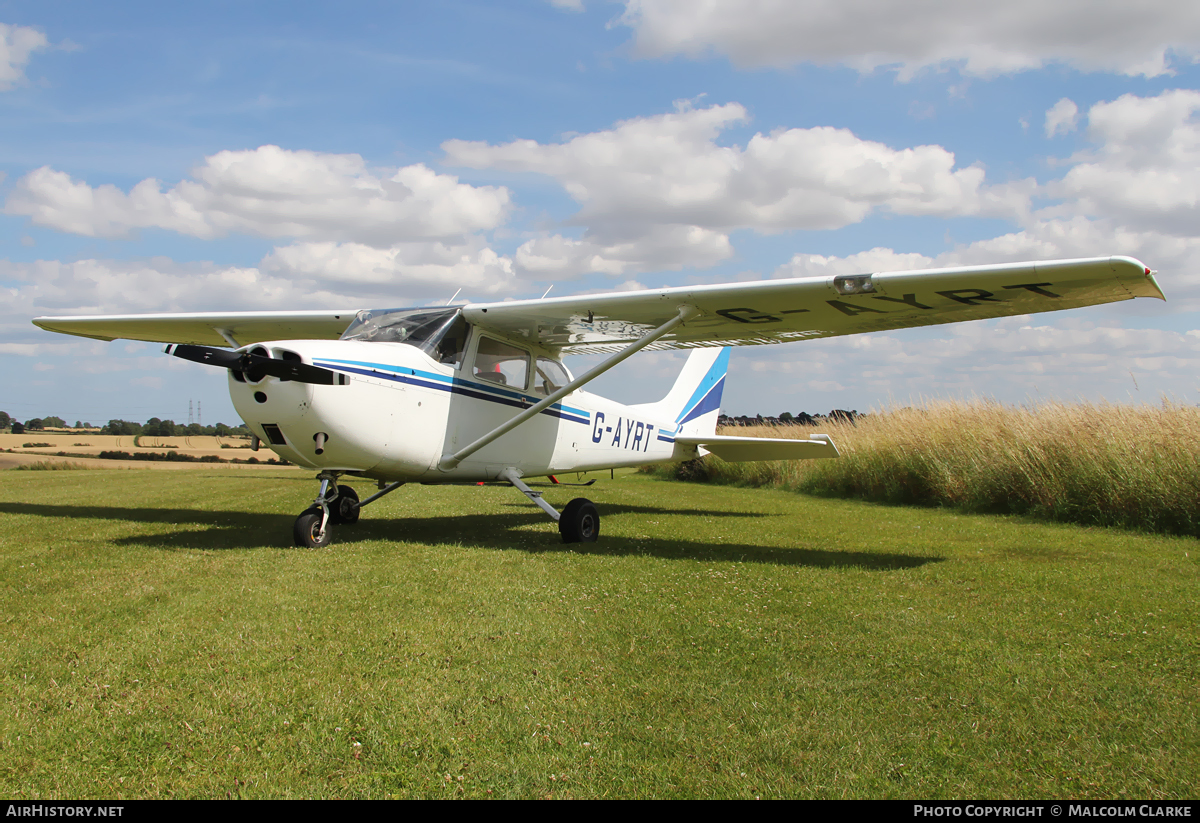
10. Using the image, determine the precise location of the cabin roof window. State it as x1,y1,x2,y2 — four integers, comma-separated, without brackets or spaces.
340,307,468,364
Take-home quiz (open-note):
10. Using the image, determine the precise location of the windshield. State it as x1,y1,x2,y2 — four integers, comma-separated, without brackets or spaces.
340,308,469,364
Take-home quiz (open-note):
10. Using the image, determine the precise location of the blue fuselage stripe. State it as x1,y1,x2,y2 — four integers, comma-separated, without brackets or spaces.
315,359,591,425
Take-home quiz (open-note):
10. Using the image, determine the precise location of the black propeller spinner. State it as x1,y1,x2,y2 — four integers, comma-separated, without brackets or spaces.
165,344,347,385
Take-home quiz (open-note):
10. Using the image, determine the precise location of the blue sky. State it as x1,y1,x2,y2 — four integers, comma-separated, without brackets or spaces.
3,0,1200,425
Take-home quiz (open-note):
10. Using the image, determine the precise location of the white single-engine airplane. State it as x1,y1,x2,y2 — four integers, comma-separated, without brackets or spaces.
34,256,1162,547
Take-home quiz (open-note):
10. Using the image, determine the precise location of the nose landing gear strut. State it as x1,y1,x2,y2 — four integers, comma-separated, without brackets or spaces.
292,472,405,548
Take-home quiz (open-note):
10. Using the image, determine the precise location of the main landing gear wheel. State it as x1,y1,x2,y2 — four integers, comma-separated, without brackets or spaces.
293,507,332,548
329,485,360,525
559,497,599,544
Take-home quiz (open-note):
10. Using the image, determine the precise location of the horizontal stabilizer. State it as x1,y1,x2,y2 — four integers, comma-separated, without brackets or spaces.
674,434,839,462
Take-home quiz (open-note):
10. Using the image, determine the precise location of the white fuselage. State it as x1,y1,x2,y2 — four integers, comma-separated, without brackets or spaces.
229,337,689,482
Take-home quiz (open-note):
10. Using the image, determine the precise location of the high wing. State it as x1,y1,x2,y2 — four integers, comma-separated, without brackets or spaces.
463,256,1164,354
31,310,359,347
31,256,1162,351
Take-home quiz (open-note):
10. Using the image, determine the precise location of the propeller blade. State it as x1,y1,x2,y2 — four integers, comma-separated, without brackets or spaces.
246,355,346,385
167,343,243,369
166,344,346,386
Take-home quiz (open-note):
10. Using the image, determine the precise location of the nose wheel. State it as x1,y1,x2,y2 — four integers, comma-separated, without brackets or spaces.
292,473,351,548
292,473,404,547
294,507,333,548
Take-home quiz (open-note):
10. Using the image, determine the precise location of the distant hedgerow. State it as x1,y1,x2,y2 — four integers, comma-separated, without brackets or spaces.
14,461,91,471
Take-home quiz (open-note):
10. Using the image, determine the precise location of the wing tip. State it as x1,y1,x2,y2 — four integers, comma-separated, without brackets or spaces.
32,317,117,341
1109,255,1167,300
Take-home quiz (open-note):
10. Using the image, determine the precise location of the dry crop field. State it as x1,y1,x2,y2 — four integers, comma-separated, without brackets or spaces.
0,431,286,472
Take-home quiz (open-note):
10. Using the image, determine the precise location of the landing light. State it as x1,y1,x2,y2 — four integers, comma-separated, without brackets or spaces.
833,275,876,295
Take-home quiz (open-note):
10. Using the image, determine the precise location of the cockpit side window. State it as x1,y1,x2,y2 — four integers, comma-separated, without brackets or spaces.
472,337,529,390
532,358,571,397
434,314,469,367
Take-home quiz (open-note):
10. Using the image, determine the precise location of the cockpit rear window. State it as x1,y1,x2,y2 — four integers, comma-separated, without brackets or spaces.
340,308,469,365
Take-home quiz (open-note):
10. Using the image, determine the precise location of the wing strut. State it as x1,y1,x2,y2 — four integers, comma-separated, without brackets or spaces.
437,304,700,471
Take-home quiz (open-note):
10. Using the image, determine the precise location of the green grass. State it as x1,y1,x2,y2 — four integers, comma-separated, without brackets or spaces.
0,468,1195,798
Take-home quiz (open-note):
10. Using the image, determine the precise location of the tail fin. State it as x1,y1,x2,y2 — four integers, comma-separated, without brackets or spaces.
631,347,730,437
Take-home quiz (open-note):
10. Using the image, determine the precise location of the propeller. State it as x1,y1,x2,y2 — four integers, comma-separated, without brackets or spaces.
166,344,347,386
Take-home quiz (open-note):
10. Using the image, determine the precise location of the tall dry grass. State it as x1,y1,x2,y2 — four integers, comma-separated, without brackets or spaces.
655,400,1200,536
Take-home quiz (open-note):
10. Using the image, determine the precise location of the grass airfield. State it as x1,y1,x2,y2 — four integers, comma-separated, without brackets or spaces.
0,468,1194,799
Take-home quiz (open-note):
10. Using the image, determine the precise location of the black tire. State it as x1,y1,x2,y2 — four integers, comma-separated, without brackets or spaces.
330,485,360,525
559,498,599,543
293,507,332,548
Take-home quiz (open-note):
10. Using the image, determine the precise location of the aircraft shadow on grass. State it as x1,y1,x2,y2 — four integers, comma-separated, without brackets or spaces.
0,501,939,571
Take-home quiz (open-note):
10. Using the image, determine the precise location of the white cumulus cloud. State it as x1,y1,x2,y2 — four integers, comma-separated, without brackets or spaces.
732,316,1200,409
1,240,528,347
4,145,511,246
261,239,517,297
773,248,935,279
446,102,1029,278
1047,90,1200,237
1044,98,1079,138
773,89,1200,313
0,23,48,91
616,0,1200,79
513,225,734,280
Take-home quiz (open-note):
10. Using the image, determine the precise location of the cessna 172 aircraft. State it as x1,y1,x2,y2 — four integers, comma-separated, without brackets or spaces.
33,255,1162,547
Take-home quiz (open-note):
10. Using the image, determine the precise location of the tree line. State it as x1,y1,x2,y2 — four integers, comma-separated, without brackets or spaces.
0,411,249,437
719,410,861,427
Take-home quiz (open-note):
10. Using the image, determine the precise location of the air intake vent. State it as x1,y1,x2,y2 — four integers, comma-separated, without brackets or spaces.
245,346,271,383
260,423,287,446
